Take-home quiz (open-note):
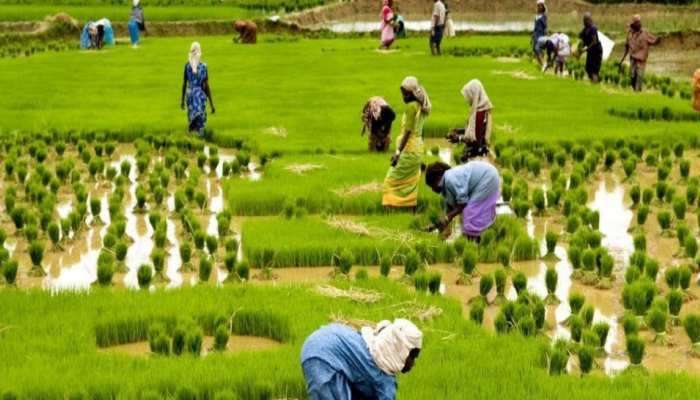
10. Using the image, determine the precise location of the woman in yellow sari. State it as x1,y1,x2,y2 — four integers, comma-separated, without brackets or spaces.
382,76,431,209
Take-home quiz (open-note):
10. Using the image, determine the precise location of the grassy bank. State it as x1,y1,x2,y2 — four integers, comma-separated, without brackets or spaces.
0,5,264,22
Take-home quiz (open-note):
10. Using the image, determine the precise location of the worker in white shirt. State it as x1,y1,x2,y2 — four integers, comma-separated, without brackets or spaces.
430,0,447,55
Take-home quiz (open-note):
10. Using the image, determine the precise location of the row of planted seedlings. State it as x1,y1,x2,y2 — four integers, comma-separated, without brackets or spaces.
468,136,700,375
0,131,257,289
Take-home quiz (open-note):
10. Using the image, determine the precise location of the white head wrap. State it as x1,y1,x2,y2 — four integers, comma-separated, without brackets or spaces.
361,319,423,376
461,79,493,141
401,76,431,115
133,0,140,6
189,42,201,74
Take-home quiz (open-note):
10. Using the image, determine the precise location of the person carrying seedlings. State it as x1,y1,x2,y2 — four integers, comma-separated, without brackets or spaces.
234,20,257,44
532,0,548,68
379,0,395,49
618,15,659,92
301,319,423,400
361,97,396,152
578,12,603,83
446,79,493,162
181,42,216,137
382,76,430,209
424,160,501,241
429,0,446,55
128,0,146,47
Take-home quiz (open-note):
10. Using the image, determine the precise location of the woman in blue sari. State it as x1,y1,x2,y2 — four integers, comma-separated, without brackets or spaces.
180,42,215,137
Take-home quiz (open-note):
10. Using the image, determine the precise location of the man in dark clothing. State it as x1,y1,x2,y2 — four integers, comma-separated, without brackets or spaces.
578,12,603,83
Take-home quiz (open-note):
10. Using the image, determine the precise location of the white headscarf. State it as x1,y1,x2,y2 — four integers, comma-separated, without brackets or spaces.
461,79,493,141
189,42,201,74
401,76,431,115
361,319,423,375
133,0,140,6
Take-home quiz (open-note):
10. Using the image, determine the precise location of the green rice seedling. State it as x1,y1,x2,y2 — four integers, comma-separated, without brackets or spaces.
236,261,250,281
598,254,614,288
569,292,585,316
193,230,206,251
668,290,683,326
604,151,616,170
512,272,527,295
622,312,640,337
469,298,485,325
151,248,166,281
134,187,147,212
657,211,672,233
647,307,668,344
680,159,691,179
570,315,584,343
657,165,670,182
626,335,645,366
586,230,602,248
665,266,681,289
624,279,656,319
544,267,559,304
532,297,546,331
171,323,188,356
581,248,596,272
673,196,687,221
137,264,152,289
0,228,6,247
679,265,693,292
630,251,646,271
513,199,529,219
578,345,594,375
28,240,44,276
199,257,213,283
428,273,442,295
636,205,649,227
214,324,229,351
592,322,610,353
629,185,641,208
379,255,391,277
532,188,545,215
24,224,39,243
120,160,132,178
195,191,207,212
519,315,537,337
684,314,700,355
414,274,429,293
623,159,636,179
103,232,117,250
336,249,355,275
459,244,478,283
477,274,493,304
355,268,369,282
566,215,580,234
47,222,60,249
581,305,595,328
527,157,541,177
512,235,538,261
645,258,660,281
687,186,699,208
494,268,507,304
223,252,236,274
2,259,18,285
496,244,510,268
96,258,114,287
186,326,204,356
665,186,676,204
546,187,561,209
549,345,569,376
642,188,654,206
655,181,667,202
206,235,218,258
10,207,25,232
543,231,559,261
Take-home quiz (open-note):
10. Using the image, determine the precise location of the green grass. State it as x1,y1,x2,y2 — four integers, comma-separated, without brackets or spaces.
4,282,700,398
0,5,264,22
0,35,695,155
225,153,442,215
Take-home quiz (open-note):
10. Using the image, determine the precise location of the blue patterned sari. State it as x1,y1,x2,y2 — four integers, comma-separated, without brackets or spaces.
184,62,208,133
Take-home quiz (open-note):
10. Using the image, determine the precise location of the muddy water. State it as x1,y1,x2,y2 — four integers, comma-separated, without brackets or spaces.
588,178,634,270
326,20,530,33
101,335,283,357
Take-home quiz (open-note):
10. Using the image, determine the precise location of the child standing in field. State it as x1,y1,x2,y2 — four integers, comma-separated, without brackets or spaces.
181,42,216,137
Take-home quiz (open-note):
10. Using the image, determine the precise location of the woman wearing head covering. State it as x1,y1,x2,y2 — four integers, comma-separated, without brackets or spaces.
362,96,396,152
578,12,603,83
447,80,493,162
181,42,216,137
424,160,501,240
382,77,431,209
379,0,395,49
301,319,422,400
128,0,146,47
532,0,548,66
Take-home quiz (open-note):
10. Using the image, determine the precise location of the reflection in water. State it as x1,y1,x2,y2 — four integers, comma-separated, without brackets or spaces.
588,179,634,270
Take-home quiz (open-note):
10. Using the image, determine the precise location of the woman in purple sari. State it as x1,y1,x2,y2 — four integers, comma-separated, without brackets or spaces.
425,160,500,240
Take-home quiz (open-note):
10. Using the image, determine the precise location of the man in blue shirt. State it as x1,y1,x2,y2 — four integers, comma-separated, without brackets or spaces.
301,319,422,399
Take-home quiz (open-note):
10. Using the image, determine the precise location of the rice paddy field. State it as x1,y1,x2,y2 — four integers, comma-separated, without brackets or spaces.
2,10,700,399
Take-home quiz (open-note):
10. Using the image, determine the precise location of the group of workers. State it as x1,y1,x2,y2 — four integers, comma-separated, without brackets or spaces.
532,0,660,91
378,0,451,56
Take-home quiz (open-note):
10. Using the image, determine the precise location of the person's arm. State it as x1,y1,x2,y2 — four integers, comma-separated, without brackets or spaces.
619,37,630,65
203,78,215,114
391,128,411,167
180,67,187,110
391,105,416,166
648,31,660,45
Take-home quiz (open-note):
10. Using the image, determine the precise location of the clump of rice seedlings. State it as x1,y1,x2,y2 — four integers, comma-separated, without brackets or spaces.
355,268,369,282
604,150,616,170
543,231,559,261
337,249,354,275
3,260,18,285
458,244,478,284
626,335,646,368
195,191,207,212
28,240,45,276
680,159,691,179
592,322,610,354
236,260,250,281
512,272,527,295
568,292,585,317
672,196,687,221
532,188,545,215
199,257,212,283
664,186,676,204
683,314,700,355
151,248,166,282
512,235,539,261
137,264,152,289
668,290,683,326
543,267,559,304
598,253,614,288
629,185,641,208
578,345,594,375
631,231,646,252
469,299,485,325
496,244,510,268
581,304,595,327
206,235,218,258
96,254,114,286
171,324,187,356
513,199,530,219
665,266,681,289
679,265,693,297
414,273,428,292
565,215,580,234
193,230,206,250
622,312,640,337
134,187,147,212
581,248,596,273
656,211,672,234
185,326,204,355
475,273,493,304
686,185,698,206
674,143,684,158
570,315,584,342
548,343,569,376
494,268,507,304
148,323,170,356
657,165,670,182
379,255,391,277
644,258,660,281
213,324,229,351
623,158,636,179
635,205,649,228
114,241,128,272
655,181,667,203
47,221,61,250
178,242,192,272
641,188,653,206
427,273,442,295
223,252,236,274
10,207,25,232
623,279,656,321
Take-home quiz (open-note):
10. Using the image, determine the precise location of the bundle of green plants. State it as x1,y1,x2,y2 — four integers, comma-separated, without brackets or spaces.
137,264,152,289
635,205,649,228
199,257,213,283
646,303,669,345
2,259,18,285
665,266,681,290
672,196,687,221
546,340,569,376
622,278,656,323
591,322,610,355
427,273,442,295
413,273,429,293
656,210,672,234
494,268,507,305
28,240,45,277
475,274,493,304
684,314,700,356
644,258,660,281
511,272,527,296
543,231,559,261
148,323,171,356
96,251,114,287
469,298,485,325
668,290,683,327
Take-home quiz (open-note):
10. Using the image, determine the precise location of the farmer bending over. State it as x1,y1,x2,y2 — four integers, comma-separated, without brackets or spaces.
425,160,501,241
301,319,422,400
361,97,396,152
234,20,257,44
446,80,493,162
618,15,659,92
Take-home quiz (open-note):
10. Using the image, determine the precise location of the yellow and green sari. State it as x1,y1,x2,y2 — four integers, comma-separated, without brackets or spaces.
382,101,425,208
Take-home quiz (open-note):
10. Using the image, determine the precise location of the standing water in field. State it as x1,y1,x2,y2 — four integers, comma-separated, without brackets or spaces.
326,20,530,33
588,178,634,269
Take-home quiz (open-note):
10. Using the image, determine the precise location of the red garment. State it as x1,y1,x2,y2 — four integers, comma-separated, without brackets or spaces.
474,110,488,142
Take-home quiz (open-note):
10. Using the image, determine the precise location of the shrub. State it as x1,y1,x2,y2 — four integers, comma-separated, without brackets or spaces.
214,324,229,351
379,255,391,277
137,264,152,289
626,335,645,366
